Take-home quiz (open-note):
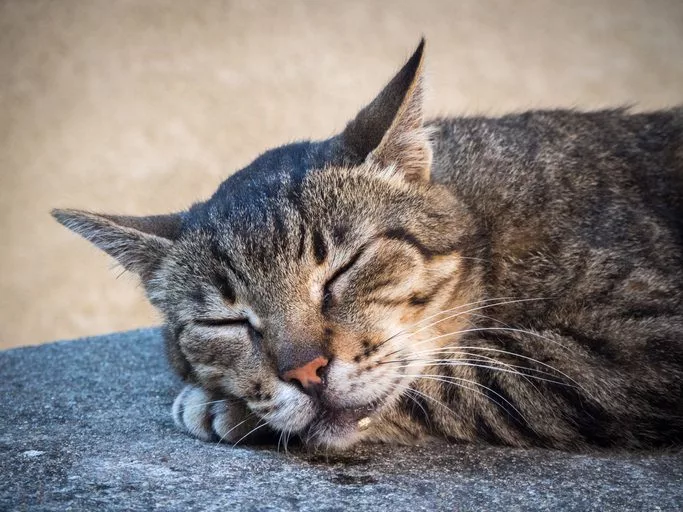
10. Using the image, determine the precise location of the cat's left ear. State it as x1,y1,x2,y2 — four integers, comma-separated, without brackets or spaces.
51,208,182,280
342,39,431,182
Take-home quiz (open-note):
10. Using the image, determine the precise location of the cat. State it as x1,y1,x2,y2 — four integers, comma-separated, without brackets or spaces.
53,40,683,451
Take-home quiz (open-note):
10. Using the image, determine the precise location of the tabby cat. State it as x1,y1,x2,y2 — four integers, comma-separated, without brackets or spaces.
53,40,683,450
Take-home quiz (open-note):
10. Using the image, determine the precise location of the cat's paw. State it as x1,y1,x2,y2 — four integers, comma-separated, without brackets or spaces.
171,385,265,444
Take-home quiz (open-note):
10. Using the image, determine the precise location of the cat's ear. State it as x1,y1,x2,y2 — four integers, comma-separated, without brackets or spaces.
342,38,431,182
51,208,182,279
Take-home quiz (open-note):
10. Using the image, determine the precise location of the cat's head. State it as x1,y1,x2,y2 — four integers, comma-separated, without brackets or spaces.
53,41,478,448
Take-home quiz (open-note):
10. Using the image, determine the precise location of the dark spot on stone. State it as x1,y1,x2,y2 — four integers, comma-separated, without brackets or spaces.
303,454,372,466
330,473,377,486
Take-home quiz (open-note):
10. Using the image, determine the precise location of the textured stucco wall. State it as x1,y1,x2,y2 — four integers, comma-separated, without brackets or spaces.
2,0,683,347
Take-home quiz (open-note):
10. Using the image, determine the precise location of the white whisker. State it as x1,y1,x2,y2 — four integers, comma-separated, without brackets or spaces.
377,297,519,350
403,388,432,425
397,348,570,381
392,382,460,421
388,358,570,387
393,373,533,429
408,298,548,338
380,298,550,359
404,344,586,393
392,326,570,362
183,397,242,412
216,412,256,445
230,419,270,449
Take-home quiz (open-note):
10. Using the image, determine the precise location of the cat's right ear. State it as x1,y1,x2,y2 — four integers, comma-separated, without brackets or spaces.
51,208,182,280
341,39,431,182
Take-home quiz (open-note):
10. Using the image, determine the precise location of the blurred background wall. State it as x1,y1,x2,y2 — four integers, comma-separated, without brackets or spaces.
1,0,682,348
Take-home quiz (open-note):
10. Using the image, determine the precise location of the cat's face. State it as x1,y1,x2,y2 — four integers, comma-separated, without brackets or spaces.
52,40,476,448
155,161,470,447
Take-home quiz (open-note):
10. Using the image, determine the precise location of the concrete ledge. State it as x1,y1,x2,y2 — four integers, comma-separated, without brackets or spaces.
2,328,681,511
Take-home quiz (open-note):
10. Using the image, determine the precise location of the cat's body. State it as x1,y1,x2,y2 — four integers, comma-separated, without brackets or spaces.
54,41,683,451
420,110,683,447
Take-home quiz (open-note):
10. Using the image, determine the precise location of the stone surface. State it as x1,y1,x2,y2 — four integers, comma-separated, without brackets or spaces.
1,328,682,511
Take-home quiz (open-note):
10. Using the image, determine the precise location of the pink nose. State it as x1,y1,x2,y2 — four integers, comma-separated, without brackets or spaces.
281,356,329,391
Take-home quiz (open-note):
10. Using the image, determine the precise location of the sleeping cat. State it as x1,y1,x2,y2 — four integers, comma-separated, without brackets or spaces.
53,40,683,450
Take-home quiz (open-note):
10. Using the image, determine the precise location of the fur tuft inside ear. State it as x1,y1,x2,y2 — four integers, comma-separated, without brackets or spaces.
51,208,181,279
342,38,432,182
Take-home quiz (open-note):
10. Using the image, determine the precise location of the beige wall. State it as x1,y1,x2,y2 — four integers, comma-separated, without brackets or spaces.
2,0,683,348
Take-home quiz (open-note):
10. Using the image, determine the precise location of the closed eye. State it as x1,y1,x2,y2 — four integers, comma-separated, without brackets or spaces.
322,246,366,312
194,318,251,328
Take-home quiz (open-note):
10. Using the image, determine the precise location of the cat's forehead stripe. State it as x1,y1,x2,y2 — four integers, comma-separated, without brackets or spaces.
312,230,328,264
212,272,236,305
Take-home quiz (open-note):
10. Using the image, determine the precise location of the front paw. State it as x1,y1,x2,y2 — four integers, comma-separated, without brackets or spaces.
171,385,265,444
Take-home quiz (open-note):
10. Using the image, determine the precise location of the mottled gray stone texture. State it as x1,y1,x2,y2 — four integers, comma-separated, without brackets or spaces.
1,328,681,511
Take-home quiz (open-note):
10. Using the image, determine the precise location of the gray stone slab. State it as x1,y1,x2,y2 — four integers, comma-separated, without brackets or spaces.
1,328,681,511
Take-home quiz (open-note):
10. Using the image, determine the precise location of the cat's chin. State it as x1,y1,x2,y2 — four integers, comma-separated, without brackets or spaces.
301,405,376,450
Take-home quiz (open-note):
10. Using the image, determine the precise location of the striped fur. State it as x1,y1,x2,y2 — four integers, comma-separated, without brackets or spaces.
53,41,683,451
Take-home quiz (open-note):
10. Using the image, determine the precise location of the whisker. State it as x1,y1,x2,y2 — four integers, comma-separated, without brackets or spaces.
391,382,460,422
411,345,579,382
467,312,513,327
380,298,550,359
403,388,432,427
183,397,243,412
393,373,533,429
396,345,591,399
385,358,571,387
277,429,284,454
375,297,519,350
216,412,256,445
409,297,522,330
408,298,548,338
390,372,524,426
397,325,571,358
247,402,277,411
230,419,270,449
393,348,570,381
384,350,554,394
283,427,293,454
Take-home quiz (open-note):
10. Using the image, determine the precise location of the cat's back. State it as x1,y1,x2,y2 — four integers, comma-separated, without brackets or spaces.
429,108,683,241
429,108,683,329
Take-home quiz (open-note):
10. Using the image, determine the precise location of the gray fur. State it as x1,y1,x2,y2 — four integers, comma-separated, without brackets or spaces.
53,41,683,451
